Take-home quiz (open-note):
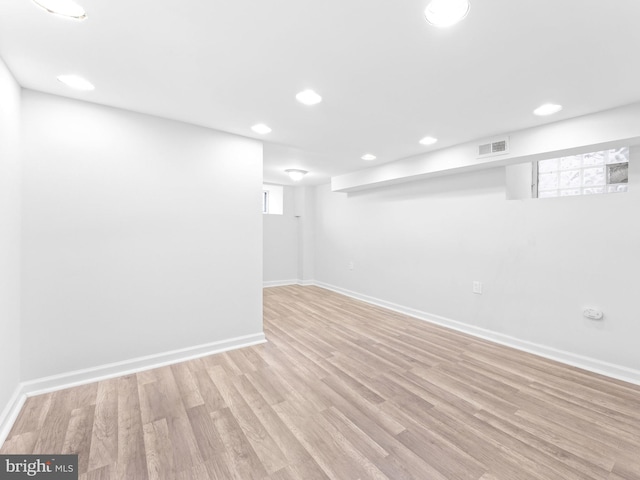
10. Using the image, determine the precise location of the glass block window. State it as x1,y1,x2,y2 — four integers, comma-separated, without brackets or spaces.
537,148,629,198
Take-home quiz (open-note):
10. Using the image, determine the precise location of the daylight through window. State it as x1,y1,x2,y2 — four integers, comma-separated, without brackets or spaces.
262,184,284,215
536,148,629,198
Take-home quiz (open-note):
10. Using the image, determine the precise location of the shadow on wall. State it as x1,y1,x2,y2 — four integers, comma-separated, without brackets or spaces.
345,167,505,202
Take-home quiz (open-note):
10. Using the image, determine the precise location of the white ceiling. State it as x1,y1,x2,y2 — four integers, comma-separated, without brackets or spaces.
1,0,639,186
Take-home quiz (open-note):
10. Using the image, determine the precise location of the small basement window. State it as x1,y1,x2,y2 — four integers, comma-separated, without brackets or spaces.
263,184,284,215
535,147,629,198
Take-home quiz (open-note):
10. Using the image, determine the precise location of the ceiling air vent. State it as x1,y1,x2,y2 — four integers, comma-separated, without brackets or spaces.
478,137,509,158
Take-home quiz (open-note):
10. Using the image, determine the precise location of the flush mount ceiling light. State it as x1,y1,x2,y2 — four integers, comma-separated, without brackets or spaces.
425,0,470,27
57,74,94,91
419,136,438,146
533,103,563,116
32,0,87,20
285,169,308,181
251,123,272,135
361,154,377,161
296,89,322,106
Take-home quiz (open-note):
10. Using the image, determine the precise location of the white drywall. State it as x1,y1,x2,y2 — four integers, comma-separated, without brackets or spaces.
263,185,299,284
20,91,264,381
0,60,21,414
315,147,640,372
332,102,640,192
295,186,316,283
262,185,316,286
505,163,534,200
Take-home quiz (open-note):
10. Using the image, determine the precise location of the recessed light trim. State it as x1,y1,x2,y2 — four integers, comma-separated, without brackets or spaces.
32,0,87,20
251,123,272,135
285,169,308,181
425,0,470,27
296,89,322,106
533,103,563,116
419,136,438,146
361,154,377,161
57,74,94,91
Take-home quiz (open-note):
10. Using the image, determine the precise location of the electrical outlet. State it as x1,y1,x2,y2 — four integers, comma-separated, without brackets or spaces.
473,281,483,294
348,261,355,271
583,308,603,320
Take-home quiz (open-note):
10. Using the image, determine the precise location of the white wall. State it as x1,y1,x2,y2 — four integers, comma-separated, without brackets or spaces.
20,91,263,380
505,162,534,200
315,148,640,374
295,186,315,283
333,102,640,192
0,60,21,410
262,185,316,286
263,185,298,284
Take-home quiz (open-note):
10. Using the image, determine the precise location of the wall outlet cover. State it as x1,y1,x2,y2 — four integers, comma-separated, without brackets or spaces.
583,308,604,320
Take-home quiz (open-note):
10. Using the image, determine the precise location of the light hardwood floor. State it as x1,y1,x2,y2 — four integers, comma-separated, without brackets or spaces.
2,285,640,479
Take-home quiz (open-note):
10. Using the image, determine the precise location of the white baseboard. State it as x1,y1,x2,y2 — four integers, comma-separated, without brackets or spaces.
310,281,640,386
263,279,300,288
0,332,266,446
22,332,266,397
263,279,316,287
0,385,27,448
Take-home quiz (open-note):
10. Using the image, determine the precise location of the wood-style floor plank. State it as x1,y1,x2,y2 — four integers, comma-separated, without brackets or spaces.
2,285,640,479
116,375,148,480
62,405,95,475
87,379,118,472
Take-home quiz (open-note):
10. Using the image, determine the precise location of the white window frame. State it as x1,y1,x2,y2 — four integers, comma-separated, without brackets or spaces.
262,184,284,215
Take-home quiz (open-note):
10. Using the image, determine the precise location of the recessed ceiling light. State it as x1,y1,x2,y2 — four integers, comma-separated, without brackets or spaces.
533,103,563,116
296,89,322,106
285,169,308,181
419,136,438,146
32,0,87,20
425,0,470,28
251,124,272,135
361,154,377,161
57,74,94,91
